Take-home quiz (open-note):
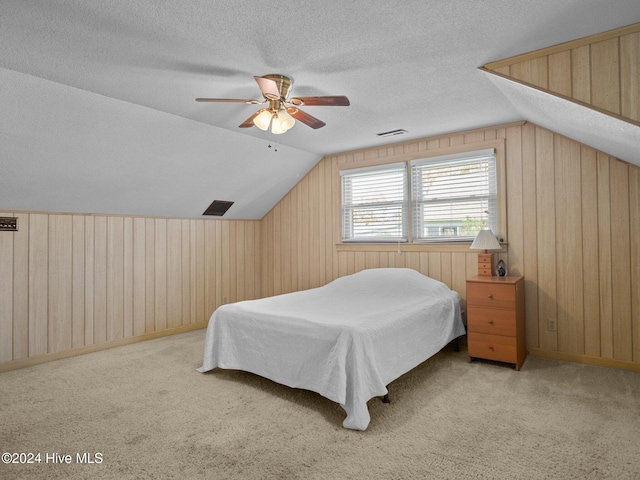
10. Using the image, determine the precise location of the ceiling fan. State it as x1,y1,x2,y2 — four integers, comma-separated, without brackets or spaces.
196,74,350,134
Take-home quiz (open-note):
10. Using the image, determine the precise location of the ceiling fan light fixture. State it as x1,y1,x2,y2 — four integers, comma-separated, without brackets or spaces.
198,73,348,133
253,109,272,131
278,108,295,130
270,109,295,135
270,115,286,135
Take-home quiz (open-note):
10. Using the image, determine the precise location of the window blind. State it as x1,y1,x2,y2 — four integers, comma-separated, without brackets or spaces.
340,163,408,242
410,149,497,242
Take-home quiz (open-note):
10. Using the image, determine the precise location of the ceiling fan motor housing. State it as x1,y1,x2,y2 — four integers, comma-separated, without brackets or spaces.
261,74,293,100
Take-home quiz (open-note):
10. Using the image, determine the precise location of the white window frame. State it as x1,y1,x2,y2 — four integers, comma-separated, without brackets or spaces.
337,142,506,247
340,162,408,243
410,148,498,243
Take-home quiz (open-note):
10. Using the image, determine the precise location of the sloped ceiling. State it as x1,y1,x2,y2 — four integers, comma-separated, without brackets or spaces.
481,22,640,166
483,73,640,165
1,1,639,219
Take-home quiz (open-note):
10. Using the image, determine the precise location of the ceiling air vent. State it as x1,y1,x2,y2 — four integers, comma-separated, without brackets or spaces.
376,129,407,138
203,200,234,216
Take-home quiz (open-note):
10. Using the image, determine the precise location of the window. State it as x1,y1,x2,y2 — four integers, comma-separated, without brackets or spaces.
411,149,497,242
339,147,501,245
340,162,408,242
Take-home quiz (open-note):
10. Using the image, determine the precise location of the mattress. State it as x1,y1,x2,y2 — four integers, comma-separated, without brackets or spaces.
197,268,466,430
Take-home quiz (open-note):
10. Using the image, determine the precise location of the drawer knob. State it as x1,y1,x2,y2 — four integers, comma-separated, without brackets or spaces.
488,345,494,351
488,320,494,325
487,294,493,299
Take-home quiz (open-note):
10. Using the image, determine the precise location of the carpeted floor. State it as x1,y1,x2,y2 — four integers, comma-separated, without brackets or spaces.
1,330,639,479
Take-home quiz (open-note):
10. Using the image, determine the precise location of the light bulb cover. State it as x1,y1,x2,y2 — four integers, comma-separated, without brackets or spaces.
270,114,286,135
278,108,295,131
253,110,272,131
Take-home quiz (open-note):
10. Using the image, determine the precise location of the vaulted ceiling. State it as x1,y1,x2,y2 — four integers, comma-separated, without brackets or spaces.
1,1,639,219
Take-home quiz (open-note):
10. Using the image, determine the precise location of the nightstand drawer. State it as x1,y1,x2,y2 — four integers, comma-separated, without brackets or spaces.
466,283,515,309
468,333,517,364
467,307,516,336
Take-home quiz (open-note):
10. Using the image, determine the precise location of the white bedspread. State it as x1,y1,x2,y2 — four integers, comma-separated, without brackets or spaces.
197,268,465,430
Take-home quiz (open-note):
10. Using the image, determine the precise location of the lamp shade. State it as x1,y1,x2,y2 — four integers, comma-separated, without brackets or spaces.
470,229,501,251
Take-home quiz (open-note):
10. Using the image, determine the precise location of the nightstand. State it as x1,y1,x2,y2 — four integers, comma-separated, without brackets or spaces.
466,275,526,370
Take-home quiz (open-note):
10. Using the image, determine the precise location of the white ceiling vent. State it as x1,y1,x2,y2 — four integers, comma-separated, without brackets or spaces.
376,129,408,137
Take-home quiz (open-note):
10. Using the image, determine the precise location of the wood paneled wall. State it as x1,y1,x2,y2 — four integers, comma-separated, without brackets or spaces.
483,23,640,126
261,122,640,369
0,213,260,369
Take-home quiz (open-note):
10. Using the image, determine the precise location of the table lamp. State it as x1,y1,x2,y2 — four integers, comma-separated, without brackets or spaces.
470,229,501,276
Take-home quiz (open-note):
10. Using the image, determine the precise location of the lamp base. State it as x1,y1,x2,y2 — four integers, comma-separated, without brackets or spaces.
477,253,494,276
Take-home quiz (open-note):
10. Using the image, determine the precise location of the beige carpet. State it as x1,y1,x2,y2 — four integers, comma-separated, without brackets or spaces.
1,330,639,480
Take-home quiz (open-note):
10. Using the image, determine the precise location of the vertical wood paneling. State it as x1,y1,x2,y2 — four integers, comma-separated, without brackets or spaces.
192,220,202,323
72,216,85,348
590,38,621,114
630,167,640,362
596,154,614,358
28,214,49,356
228,222,237,302
12,213,29,360
535,129,558,351
506,126,524,275
440,252,452,288
571,45,591,104
94,216,107,344
213,220,222,308
106,216,124,342
485,24,639,126
548,50,572,97
206,220,217,315
255,121,640,370
133,217,146,336
0,212,14,362
48,215,73,354
620,32,640,122
123,217,133,338
84,217,95,346
1,213,260,368
220,221,230,302
554,137,584,355
510,57,548,89
521,123,539,348
580,147,601,357
182,220,191,325
144,218,156,333
610,159,632,361
280,194,292,295
166,219,183,328
155,218,167,331
235,222,245,300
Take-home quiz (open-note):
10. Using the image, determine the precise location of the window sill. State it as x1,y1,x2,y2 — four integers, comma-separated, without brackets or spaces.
338,242,478,253
336,241,507,253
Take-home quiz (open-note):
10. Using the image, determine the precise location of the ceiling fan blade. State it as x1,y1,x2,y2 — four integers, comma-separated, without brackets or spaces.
195,98,259,103
254,76,281,99
289,96,350,107
287,108,326,129
239,112,260,128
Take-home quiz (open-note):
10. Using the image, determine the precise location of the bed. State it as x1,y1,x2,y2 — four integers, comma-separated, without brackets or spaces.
197,267,466,430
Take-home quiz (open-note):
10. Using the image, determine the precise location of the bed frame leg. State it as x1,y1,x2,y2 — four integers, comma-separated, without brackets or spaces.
454,337,460,352
382,393,390,403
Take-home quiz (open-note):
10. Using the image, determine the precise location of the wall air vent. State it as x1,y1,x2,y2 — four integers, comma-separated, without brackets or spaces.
0,217,18,231
376,129,408,137
203,200,234,216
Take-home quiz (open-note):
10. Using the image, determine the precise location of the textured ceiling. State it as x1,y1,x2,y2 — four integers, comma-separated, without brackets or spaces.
1,1,639,219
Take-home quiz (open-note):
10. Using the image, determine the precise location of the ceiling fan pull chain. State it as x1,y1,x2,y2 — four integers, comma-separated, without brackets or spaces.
267,122,277,151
